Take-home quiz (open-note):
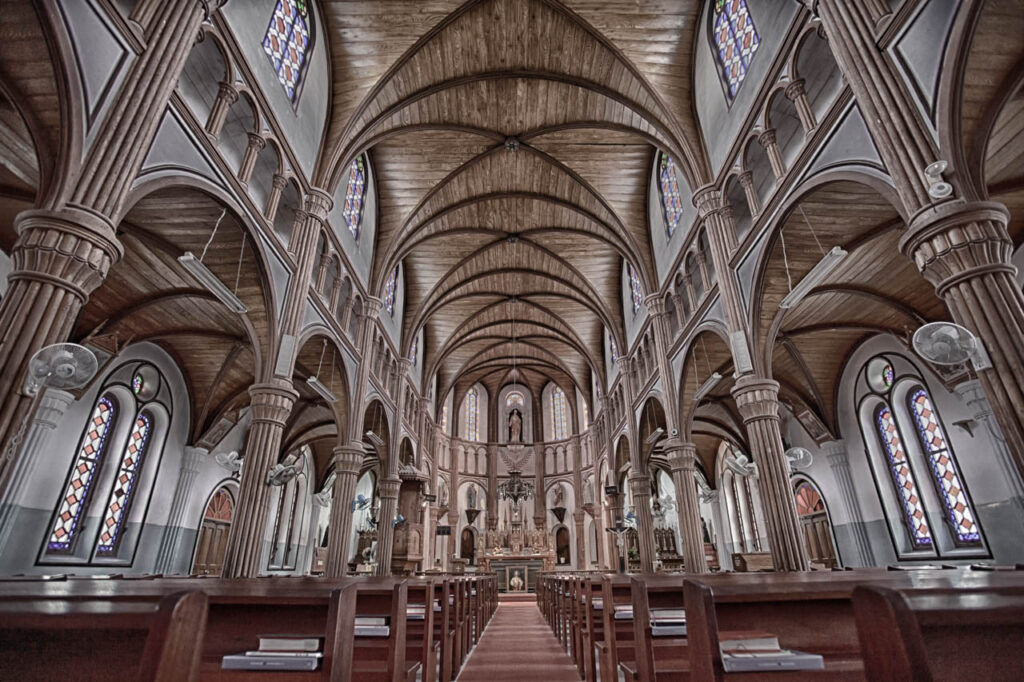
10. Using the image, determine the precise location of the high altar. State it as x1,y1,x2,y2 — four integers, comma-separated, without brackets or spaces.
478,503,555,573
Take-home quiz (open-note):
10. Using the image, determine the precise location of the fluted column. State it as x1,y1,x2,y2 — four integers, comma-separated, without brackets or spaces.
348,298,384,443
325,444,364,577
737,170,761,218
953,380,1024,512
573,508,586,568
221,380,298,577
0,388,75,550
237,133,265,184
668,444,709,573
155,445,207,573
205,81,238,138
784,79,817,134
263,174,288,223
375,477,401,576
731,376,809,571
758,129,786,179
628,471,656,572
823,440,875,566
486,443,498,530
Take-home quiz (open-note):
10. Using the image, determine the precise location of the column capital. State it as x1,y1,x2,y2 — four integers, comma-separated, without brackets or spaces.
900,200,1014,296
784,78,807,101
737,169,755,190
246,132,266,151
332,443,364,474
247,380,299,425
822,439,848,465
182,445,208,473
757,127,778,147
397,358,414,374
627,471,651,496
731,375,782,424
668,442,698,473
692,184,724,217
362,296,385,318
303,187,334,221
644,291,669,317
28,388,75,428
216,80,239,104
379,477,401,498
271,173,289,191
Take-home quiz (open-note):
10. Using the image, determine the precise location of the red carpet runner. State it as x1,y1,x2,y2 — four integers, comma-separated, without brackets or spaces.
457,601,580,681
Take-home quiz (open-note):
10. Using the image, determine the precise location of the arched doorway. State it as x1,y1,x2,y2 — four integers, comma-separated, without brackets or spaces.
555,526,570,565
794,479,838,569
193,486,234,576
460,527,476,565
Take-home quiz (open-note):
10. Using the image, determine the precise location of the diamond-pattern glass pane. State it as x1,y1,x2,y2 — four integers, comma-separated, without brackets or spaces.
659,154,684,235
343,156,367,239
712,0,760,99
910,390,981,544
609,333,618,362
551,387,568,440
876,406,932,548
48,398,116,551
96,413,152,554
409,336,418,365
464,388,479,441
627,262,643,313
383,266,398,316
262,0,312,102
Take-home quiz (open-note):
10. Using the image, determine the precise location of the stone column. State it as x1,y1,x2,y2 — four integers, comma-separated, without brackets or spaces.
221,380,298,577
534,442,546,533
784,79,817,134
155,445,207,574
953,380,1024,512
628,471,656,572
324,444,364,577
375,477,401,576
264,174,288,223
205,81,238,138
237,133,265,184
737,170,761,219
573,508,586,569
731,376,809,571
668,443,709,573
0,388,75,550
823,440,875,566
347,298,384,443
758,129,786,179
486,443,498,530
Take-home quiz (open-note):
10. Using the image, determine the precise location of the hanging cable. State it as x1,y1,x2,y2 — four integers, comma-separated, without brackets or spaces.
200,208,227,262
316,338,327,377
798,204,826,256
780,228,793,294
234,232,246,295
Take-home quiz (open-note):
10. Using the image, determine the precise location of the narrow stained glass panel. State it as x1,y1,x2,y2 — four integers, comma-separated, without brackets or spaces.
627,262,643,313
910,390,981,544
659,154,684,235
48,398,116,552
506,391,524,408
262,0,312,102
440,403,449,432
609,333,618,362
96,414,152,554
712,0,760,99
132,374,143,395
383,266,398,316
343,156,367,239
464,388,479,442
876,406,933,548
551,387,568,440
882,364,894,388
794,482,824,516
410,336,418,365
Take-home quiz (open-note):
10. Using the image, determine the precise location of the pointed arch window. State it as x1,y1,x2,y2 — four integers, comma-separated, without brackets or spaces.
658,153,684,235
506,391,524,409
608,333,618,363
876,405,933,549
343,155,367,239
410,336,418,365
96,413,152,554
47,397,116,552
551,386,568,440
383,266,398,316
711,0,760,101
464,387,479,442
794,482,824,516
262,0,314,103
909,389,981,545
627,262,643,313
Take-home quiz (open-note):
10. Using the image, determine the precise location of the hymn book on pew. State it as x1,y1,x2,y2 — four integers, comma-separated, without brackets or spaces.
222,635,325,671
719,630,824,672
649,608,687,637
355,615,390,636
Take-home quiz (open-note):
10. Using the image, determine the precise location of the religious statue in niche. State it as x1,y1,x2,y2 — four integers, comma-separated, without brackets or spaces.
467,485,478,510
582,480,594,505
508,567,526,592
552,484,565,508
438,483,449,508
508,408,523,443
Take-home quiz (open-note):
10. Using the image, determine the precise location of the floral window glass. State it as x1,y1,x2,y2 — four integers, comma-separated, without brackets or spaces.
658,154,684,235
551,386,568,440
132,374,144,395
794,482,824,516
96,414,152,554
712,0,760,100
909,389,981,545
343,156,367,239
882,364,894,389
627,262,643,313
464,387,479,442
383,266,398,316
48,398,116,551
506,391,525,408
205,489,234,522
262,0,313,102
876,406,933,549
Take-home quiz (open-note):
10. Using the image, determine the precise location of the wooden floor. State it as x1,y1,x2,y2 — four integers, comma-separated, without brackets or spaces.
458,601,579,681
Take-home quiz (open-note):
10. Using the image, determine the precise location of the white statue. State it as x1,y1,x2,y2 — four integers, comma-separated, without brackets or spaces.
509,409,522,443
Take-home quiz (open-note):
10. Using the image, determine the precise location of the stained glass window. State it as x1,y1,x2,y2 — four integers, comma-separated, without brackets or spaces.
909,389,981,545
882,364,894,388
464,387,479,442
410,336,418,365
582,400,589,428
794,482,824,516
506,391,524,408
132,374,143,395
205,488,234,522
440,403,449,432
48,397,116,551
712,0,760,100
96,413,152,554
262,0,313,102
383,266,398,316
551,386,568,440
627,262,643,313
658,154,684,235
343,156,367,239
876,406,933,549
609,333,618,362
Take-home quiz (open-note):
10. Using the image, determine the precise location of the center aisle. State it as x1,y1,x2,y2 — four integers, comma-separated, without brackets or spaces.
457,598,580,681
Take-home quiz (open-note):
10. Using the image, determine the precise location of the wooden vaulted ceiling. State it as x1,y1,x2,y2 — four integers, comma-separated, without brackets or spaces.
316,0,708,403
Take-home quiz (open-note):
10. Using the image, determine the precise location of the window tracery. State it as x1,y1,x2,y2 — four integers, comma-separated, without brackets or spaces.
343,156,367,239
627,262,643,313
711,0,760,100
464,387,479,442
383,266,398,316
551,386,568,440
262,0,313,103
658,153,684,235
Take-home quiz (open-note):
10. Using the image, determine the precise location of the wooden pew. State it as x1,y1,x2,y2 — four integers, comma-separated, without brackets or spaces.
437,578,457,682
0,590,208,682
853,585,1024,682
599,574,637,682
406,579,439,682
628,575,689,682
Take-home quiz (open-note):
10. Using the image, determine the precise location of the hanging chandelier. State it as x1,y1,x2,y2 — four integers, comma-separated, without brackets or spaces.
498,468,534,505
